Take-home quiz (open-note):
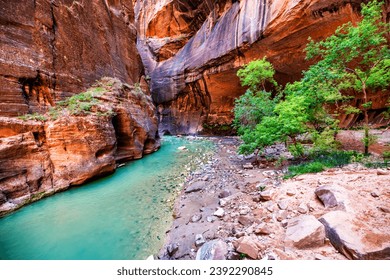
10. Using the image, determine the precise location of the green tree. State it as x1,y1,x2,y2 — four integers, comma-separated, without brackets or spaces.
233,58,280,154
305,0,390,154
234,0,389,157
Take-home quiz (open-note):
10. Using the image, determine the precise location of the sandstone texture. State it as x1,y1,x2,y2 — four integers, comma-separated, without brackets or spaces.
0,0,142,117
135,0,390,134
320,211,390,260
284,215,325,249
0,79,160,217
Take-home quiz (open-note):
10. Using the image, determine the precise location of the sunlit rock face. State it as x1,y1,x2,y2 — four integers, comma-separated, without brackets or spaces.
0,79,160,217
135,0,390,135
0,1,161,216
0,0,142,117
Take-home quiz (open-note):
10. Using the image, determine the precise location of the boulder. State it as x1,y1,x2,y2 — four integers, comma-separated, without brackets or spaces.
284,215,325,249
233,235,263,259
185,181,205,193
196,240,228,260
315,185,348,210
378,206,390,214
319,211,390,260
219,193,240,206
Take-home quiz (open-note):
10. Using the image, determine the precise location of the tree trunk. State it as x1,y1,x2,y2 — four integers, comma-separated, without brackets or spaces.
362,85,369,155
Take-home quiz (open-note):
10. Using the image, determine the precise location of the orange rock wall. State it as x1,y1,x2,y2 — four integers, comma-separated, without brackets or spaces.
135,0,390,134
0,0,142,117
0,81,160,217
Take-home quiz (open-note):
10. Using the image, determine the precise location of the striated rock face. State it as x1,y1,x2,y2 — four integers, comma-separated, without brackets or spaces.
0,0,142,117
135,0,390,135
0,79,160,217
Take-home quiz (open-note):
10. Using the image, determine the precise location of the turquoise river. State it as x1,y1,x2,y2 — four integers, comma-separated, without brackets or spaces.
0,137,214,260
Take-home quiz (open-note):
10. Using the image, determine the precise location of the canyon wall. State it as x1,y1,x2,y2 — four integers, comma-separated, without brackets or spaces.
0,0,142,117
135,0,390,135
0,1,160,216
0,79,159,217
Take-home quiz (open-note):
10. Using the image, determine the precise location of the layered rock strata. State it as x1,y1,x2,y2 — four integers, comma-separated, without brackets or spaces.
0,1,162,216
0,79,160,217
135,0,390,135
0,0,142,117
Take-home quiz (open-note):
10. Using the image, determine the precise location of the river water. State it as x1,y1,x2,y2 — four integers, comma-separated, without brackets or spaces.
0,137,214,260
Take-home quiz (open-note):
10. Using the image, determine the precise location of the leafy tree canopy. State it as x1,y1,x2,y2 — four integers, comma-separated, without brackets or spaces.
234,0,390,156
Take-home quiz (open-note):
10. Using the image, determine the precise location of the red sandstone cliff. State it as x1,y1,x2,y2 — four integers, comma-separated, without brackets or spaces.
0,1,160,216
134,0,390,135
0,0,142,117
0,79,159,217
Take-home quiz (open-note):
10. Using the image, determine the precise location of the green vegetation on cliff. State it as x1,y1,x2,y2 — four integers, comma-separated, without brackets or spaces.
18,78,149,122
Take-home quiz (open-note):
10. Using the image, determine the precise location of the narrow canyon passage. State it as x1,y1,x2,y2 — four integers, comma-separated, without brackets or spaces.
0,137,213,260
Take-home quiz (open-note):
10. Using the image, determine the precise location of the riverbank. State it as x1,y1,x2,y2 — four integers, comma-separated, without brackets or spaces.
159,135,390,260
0,136,214,260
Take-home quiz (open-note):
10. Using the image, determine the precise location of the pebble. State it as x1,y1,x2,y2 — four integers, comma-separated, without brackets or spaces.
167,243,179,256
207,216,217,223
286,190,296,196
297,203,308,214
243,163,254,170
314,254,329,260
378,206,390,213
191,214,202,223
214,208,225,217
281,219,289,228
377,169,389,175
195,234,206,247
277,199,290,210
371,192,380,198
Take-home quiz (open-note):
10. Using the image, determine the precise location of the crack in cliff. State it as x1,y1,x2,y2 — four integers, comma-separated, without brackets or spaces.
260,0,268,33
101,0,120,79
49,1,58,93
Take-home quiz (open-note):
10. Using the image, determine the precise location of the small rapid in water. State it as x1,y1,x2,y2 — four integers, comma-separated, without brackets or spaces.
0,136,214,260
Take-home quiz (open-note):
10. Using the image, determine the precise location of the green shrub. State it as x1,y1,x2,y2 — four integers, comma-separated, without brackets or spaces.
18,112,47,122
288,143,305,158
284,150,360,178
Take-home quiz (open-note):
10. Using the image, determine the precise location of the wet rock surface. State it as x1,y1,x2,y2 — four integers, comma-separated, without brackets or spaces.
160,137,390,260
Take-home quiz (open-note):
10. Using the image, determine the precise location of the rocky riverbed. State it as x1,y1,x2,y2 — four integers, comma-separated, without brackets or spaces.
158,136,390,260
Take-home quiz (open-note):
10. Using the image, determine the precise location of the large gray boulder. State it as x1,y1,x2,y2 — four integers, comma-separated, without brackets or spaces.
315,185,349,210
196,239,228,260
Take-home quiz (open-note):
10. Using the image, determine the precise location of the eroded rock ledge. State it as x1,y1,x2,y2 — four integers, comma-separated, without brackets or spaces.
0,79,160,217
